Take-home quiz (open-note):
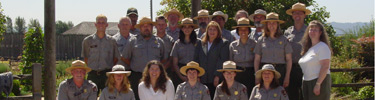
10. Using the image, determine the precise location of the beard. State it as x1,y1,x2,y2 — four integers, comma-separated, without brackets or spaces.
254,21,264,28
141,29,152,38
199,22,207,29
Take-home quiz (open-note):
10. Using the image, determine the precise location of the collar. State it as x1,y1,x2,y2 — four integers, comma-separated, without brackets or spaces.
93,33,109,40
166,27,180,33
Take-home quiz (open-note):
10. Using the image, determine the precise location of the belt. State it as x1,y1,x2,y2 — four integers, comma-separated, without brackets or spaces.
91,69,111,75
261,63,285,67
237,66,247,71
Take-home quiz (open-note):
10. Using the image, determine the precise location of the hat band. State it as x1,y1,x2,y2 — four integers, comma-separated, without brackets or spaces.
222,68,238,70
266,18,280,20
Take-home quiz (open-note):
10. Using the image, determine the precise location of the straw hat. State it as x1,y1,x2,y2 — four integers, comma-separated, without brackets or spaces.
164,8,184,21
65,60,91,73
134,17,156,29
210,11,228,22
232,18,253,29
217,61,243,72
178,18,198,29
248,9,267,22
260,12,285,24
180,61,205,77
255,64,281,80
193,9,210,20
106,65,131,77
286,3,311,15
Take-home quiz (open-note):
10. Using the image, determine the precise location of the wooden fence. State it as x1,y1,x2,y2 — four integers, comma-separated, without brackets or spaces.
331,67,374,87
0,34,88,60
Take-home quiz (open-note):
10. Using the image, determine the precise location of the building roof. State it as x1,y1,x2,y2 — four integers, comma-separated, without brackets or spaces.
62,22,119,35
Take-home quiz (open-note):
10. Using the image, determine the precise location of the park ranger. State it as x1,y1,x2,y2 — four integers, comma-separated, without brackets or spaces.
57,60,97,100
121,17,168,100
284,2,312,100
194,9,210,38
175,61,211,100
127,7,141,35
112,16,135,69
164,8,184,41
230,10,249,40
82,14,120,94
248,9,267,42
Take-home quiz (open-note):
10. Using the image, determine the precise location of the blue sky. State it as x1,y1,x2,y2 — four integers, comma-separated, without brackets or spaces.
2,0,374,26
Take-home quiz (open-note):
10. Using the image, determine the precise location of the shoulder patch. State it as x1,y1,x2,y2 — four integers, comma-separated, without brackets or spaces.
92,86,98,92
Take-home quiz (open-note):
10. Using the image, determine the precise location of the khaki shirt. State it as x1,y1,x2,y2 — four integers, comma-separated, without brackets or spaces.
57,78,97,100
284,25,307,63
122,35,168,72
229,39,256,67
166,27,181,41
249,85,289,100
175,82,211,100
171,39,198,64
129,28,140,35
213,81,248,100
82,34,120,71
156,33,175,58
99,87,135,100
254,36,293,64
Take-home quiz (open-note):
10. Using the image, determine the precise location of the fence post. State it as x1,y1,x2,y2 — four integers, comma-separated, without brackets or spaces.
32,63,42,100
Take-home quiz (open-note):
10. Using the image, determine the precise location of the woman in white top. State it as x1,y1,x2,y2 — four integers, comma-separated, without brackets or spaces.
138,60,175,100
298,20,332,100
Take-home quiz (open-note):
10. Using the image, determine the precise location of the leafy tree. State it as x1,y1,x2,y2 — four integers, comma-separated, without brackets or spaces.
56,20,74,34
159,0,339,55
0,2,5,42
14,16,26,34
5,16,13,34
28,18,41,28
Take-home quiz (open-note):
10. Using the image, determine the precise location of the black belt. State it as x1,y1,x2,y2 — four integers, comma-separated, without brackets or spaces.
261,63,285,67
237,66,250,71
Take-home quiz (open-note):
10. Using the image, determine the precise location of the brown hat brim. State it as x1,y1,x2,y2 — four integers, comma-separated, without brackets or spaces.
217,69,243,72
249,14,266,22
180,65,205,77
232,25,254,29
178,24,199,29
255,69,281,80
135,22,156,29
286,8,311,15
193,15,210,20
260,20,285,25
106,71,131,77
164,12,184,21
65,67,91,74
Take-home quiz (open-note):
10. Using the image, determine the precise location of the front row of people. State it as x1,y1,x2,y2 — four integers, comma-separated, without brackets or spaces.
58,60,289,100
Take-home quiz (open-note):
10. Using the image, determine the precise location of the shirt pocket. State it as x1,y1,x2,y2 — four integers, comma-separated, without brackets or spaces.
134,44,145,57
233,49,244,62
151,44,161,58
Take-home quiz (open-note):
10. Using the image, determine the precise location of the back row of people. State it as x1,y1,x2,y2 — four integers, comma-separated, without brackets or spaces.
59,2,332,100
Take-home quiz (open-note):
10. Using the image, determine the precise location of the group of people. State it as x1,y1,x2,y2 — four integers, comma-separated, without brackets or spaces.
57,2,332,100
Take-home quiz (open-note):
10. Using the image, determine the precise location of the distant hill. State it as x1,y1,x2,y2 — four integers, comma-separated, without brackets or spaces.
329,22,370,36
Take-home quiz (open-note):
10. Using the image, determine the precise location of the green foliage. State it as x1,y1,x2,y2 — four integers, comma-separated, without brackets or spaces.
19,27,44,91
330,57,362,97
28,19,41,28
5,16,13,34
0,63,10,73
355,86,374,99
56,60,73,78
0,2,5,43
15,16,26,34
56,20,74,34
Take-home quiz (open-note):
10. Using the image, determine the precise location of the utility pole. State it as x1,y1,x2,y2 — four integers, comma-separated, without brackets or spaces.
191,0,201,24
44,0,56,99
150,0,153,19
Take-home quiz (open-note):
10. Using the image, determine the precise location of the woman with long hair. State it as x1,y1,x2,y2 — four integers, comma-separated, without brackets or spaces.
194,21,230,98
138,60,174,100
254,12,293,88
99,65,135,100
170,18,199,87
299,20,332,100
229,18,257,96
213,61,248,100
249,64,289,100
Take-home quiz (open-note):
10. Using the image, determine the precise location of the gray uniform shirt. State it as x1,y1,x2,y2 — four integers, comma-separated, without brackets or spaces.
213,81,248,100
229,39,256,67
129,28,140,35
166,27,181,41
249,29,263,43
195,28,205,39
57,78,97,100
99,87,135,100
284,25,307,63
156,33,175,58
122,35,168,72
82,34,120,71
174,82,211,100
171,39,197,64
230,29,240,40
249,85,289,100
254,36,293,64
112,33,134,69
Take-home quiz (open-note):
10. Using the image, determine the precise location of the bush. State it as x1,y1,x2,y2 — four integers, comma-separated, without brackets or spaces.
330,57,362,97
0,63,10,73
355,86,374,100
